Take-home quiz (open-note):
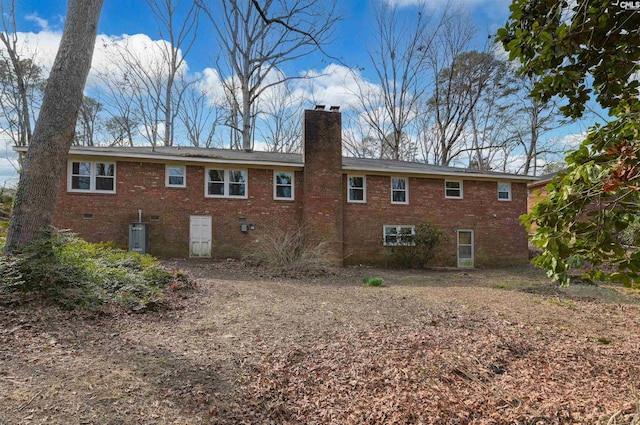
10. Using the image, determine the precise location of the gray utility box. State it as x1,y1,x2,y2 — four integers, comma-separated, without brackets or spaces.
129,223,150,254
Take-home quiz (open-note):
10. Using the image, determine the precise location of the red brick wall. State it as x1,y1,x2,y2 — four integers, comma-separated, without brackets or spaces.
54,158,529,267
53,160,302,258
343,175,529,267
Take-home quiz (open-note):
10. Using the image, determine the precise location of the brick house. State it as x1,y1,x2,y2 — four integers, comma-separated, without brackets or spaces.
16,108,534,267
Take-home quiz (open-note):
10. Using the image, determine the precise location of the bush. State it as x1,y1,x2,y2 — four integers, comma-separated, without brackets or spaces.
0,228,173,311
363,276,384,287
387,223,443,268
243,225,333,276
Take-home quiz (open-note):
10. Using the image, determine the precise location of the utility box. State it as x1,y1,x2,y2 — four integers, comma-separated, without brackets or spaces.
129,223,150,254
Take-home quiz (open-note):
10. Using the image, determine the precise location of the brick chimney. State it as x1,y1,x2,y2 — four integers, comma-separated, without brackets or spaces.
302,106,343,266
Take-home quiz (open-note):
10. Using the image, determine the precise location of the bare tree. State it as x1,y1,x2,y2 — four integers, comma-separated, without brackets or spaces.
74,95,102,146
177,75,222,147
96,71,141,146
198,0,338,151
351,1,435,160
0,0,44,147
146,0,199,146
101,0,198,147
256,78,303,153
506,73,568,176
4,0,104,254
422,44,499,166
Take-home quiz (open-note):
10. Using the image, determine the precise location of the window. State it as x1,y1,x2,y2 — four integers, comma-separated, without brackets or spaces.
166,165,186,187
383,225,416,246
205,169,247,198
498,182,511,201
348,175,366,203
274,171,294,200
68,161,115,193
445,180,463,199
391,177,408,204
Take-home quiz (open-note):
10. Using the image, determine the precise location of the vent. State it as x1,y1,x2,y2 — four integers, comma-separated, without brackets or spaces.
315,104,325,111
150,215,160,221
82,213,93,220
330,105,340,112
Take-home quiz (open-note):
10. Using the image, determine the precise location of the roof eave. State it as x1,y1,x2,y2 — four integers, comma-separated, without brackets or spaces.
342,164,536,181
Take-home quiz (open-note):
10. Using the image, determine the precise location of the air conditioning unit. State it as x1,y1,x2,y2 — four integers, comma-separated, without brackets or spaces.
129,223,150,254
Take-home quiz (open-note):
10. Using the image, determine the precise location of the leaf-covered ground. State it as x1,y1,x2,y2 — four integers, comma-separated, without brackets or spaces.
1,262,639,424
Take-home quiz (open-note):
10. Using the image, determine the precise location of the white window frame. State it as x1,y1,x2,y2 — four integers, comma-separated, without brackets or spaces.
383,225,416,246
445,180,463,199
497,182,512,201
273,170,295,201
204,168,248,199
391,177,409,204
165,164,186,188
348,175,366,203
67,160,116,194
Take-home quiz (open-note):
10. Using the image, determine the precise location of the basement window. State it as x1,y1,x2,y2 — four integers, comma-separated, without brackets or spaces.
205,169,247,198
383,225,415,246
348,175,366,203
68,161,116,193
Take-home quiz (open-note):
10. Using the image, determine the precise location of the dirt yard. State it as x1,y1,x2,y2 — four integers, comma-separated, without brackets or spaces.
1,262,639,424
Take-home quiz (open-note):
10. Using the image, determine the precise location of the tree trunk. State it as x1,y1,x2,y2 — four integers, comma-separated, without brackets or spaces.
3,0,104,254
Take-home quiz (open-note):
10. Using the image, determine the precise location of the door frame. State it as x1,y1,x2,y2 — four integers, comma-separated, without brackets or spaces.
457,229,474,268
189,215,212,258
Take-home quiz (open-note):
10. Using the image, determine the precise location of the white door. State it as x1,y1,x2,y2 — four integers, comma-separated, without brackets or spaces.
190,216,212,258
457,229,474,268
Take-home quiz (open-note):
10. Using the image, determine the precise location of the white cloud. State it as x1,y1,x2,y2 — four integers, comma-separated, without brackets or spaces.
295,64,379,111
25,13,49,31
0,147,19,188
555,132,585,150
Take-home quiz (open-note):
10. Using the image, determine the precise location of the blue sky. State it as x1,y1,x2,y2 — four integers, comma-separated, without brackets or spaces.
0,0,594,187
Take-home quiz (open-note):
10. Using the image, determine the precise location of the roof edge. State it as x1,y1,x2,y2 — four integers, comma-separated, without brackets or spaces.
13,146,537,181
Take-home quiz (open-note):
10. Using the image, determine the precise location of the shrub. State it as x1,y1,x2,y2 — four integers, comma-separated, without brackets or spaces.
387,223,443,268
0,228,173,311
363,276,384,287
243,225,333,276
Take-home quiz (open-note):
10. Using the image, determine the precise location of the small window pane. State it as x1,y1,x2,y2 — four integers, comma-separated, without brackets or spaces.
349,188,364,201
169,167,185,177
208,182,224,196
392,178,405,190
73,162,91,176
95,177,114,191
169,175,183,185
276,186,292,198
392,191,406,203
350,176,364,188
96,163,114,177
229,170,245,183
208,169,224,182
459,231,472,245
276,173,291,185
459,246,472,258
229,183,245,196
72,176,90,190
